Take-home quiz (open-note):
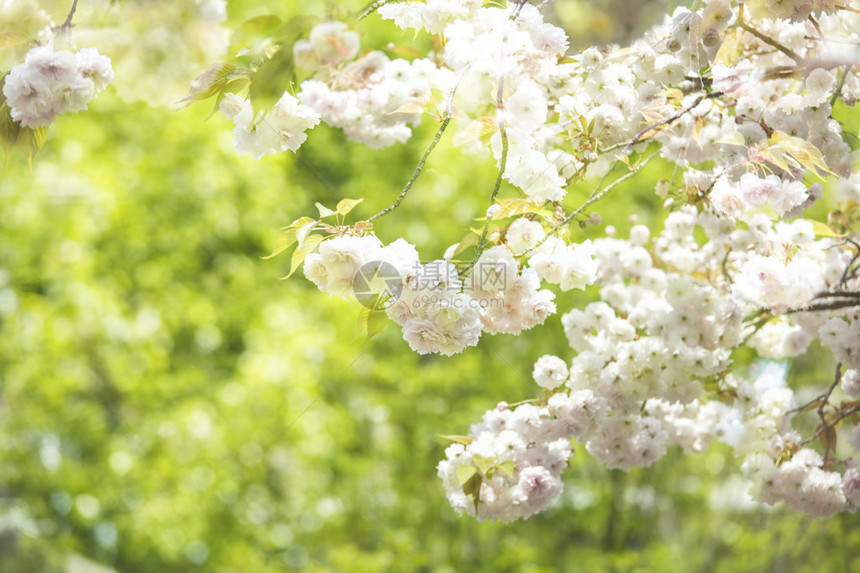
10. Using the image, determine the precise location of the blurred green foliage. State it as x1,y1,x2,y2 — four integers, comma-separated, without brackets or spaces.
1,2,859,572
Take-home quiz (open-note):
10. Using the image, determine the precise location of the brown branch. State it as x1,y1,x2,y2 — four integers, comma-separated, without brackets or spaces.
818,363,842,459
623,94,706,155
61,0,79,31
831,65,849,107
736,20,803,64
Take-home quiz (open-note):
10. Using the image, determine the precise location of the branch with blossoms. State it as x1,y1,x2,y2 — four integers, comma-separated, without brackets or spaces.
1,0,113,163
366,68,465,222
4,0,856,525
460,75,510,277
169,0,860,523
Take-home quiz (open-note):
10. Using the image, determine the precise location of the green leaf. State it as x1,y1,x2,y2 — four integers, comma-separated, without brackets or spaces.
438,434,474,446
356,307,370,339
452,117,498,147
714,28,740,66
497,460,515,479
16,125,48,166
336,197,364,216
356,307,389,341
182,63,238,105
810,220,845,238
0,74,21,150
315,202,336,218
216,77,251,103
366,309,388,339
0,31,29,49
461,471,483,514
281,233,322,279
262,227,299,259
386,44,423,58
769,131,835,176
272,15,318,43
716,131,746,146
492,198,551,220
472,454,494,475
295,219,319,246
228,15,282,56
249,46,294,113
249,15,316,113
456,464,478,486
452,230,481,257
282,215,316,231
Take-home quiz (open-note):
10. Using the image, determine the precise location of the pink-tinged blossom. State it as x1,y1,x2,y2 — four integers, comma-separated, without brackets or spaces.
3,45,113,128
732,253,826,313
710,173,809,220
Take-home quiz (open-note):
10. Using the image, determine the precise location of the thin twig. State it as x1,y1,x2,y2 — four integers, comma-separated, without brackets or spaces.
623,94,707,155
813,291,860,299
797,364,854,460
357,0,392,20
366,75,464,222
808,15,824,39
61,0,79,31
522,151,659,257
831,65,849,107
460,76,509,277
736,21,803,64
792,299,860,312
836,238,860,287
818,363,842,426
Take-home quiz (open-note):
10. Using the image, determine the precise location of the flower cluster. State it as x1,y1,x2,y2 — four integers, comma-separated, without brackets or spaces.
437,399,574,522
297,54,449,149
819,313,860,370
219,92,321,159
303,235,418,300
301,234,563,356
3,45,113,128
387,259,483,356
195,0,860,524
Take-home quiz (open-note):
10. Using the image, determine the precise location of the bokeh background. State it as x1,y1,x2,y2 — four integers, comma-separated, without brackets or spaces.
1,1,859,571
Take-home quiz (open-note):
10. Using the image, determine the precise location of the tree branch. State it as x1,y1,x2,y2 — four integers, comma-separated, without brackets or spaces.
522,152,659,257
818,363,842,460
366,76,463,222
460,76,509,277
736,20,803,64
623,94,707,155
61,0,79,31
